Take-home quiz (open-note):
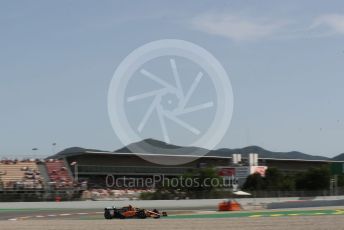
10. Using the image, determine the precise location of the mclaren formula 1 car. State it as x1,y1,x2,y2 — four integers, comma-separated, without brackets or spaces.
104,205,167,219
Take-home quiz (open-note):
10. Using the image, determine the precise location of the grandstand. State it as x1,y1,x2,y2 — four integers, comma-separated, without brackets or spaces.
0,160,43,189
0,159,81,202
57,151,230,188
45,159,74,189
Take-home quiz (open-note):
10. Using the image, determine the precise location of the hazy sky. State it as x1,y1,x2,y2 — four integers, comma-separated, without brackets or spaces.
1,0,344,158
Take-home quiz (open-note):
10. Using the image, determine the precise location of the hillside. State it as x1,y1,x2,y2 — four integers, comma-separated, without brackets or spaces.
49,139,338,161
115,139,330,160
332,153,344,161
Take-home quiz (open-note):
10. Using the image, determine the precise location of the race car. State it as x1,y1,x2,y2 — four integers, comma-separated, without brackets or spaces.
104,205,167,219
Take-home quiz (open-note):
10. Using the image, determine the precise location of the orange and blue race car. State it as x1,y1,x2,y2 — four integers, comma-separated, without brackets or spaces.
104,205,167,219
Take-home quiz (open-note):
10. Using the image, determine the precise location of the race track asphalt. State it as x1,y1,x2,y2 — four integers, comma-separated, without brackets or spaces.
2,204,344,230
1,215,344,230
2,206,344,220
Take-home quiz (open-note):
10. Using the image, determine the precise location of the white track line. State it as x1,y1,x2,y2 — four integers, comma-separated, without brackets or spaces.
7,211,97,221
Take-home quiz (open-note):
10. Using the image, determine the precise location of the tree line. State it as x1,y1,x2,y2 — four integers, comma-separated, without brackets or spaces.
243,166,344,191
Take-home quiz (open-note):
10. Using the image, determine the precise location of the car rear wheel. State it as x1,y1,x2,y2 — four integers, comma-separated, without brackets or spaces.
104,210,113,219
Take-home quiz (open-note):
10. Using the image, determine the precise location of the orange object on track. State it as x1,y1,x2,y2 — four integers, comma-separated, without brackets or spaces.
218,200,241,211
